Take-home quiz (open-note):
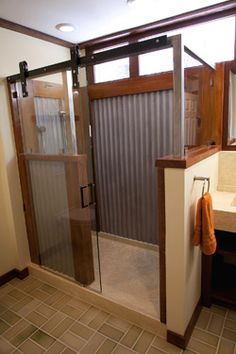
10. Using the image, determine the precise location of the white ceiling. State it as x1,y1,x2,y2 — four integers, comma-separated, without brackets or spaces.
0,0,229,43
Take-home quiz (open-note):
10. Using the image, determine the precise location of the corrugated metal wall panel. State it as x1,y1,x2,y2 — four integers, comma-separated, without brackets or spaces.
92,90,173,244
29,160,75,277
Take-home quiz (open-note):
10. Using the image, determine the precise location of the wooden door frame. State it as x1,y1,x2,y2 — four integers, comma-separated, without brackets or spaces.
8,82,41,264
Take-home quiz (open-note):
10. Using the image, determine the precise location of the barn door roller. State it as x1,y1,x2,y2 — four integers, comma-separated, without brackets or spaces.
19,61,29,97
70,44,80,89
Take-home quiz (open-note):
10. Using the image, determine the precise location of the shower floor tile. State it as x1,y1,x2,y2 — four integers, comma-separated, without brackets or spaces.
90,233,160,318
0,275,235,353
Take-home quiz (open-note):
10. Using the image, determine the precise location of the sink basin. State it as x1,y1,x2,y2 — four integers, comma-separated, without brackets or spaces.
212,191,236,233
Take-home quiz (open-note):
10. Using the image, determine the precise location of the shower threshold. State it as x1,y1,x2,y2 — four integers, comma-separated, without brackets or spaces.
29,263,164,336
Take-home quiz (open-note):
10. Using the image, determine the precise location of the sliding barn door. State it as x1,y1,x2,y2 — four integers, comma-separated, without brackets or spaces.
11,71,101,291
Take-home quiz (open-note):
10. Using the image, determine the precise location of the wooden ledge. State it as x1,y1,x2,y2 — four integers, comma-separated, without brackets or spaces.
20,154,87,162
156,145,220,169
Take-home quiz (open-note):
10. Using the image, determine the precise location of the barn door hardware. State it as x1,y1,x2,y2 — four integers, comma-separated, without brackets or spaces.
19,61,29,97
70,45,80,89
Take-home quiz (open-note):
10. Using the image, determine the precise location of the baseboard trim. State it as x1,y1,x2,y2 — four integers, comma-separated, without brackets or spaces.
0,267,29,286
17,268,29,280
167,299,202,349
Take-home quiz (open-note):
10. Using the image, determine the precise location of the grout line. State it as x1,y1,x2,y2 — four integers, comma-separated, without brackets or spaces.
144,334,157,354
94,336,113,354
110,342,138,354
189,336,219,350
104,313,133,333
131,328,144,350
214,307,228,354
192,326,220,342
206,312,213,332
77,327,102,353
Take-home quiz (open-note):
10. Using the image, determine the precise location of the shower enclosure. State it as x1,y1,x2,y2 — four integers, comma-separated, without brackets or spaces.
8,34,214,320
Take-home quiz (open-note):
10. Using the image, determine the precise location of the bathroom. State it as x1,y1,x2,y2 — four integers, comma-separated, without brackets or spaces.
0,1,236,352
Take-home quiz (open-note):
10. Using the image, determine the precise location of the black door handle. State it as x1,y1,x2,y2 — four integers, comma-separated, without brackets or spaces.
80,184,96,208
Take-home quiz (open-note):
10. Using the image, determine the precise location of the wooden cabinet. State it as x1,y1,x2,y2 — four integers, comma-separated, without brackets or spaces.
202,230,236,308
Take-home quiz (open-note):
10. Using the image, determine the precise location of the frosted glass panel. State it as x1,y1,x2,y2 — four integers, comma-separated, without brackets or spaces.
29,160,75,277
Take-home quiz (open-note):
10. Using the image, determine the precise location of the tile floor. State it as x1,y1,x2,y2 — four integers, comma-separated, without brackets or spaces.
91,233,160,318
0,275,235,353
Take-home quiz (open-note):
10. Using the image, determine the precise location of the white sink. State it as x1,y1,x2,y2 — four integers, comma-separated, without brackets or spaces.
212,191,236,233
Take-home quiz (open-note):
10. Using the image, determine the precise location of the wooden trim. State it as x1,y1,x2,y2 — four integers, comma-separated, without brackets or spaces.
65,159,95,286
129,55,139,78
86,48,95,85
212,63,225,146
89,72,173,100
0,268,29,286
156,145,220,169
0,269,17,286
222,60,236,150
17,267,29,280
80,1,236,50
7,83,41,264
22,154,86,162
167,299,202,349
129,38,139,78
201,255,213,307
157,168,166,324
31,80,64,99
235,15,236,60
89,66,205,100
0,18,73,48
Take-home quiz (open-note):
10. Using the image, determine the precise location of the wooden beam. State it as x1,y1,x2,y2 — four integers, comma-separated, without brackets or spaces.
80,1,236,50
88,72,173,100
0,17,73,48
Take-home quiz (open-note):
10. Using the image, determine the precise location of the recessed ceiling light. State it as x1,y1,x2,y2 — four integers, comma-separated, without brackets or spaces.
56,23,75,32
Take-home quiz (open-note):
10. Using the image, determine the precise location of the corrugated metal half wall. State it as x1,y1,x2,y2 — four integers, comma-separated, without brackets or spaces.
92,90,173,245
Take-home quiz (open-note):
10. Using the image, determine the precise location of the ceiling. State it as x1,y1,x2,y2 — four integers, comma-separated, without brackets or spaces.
0,0,229,44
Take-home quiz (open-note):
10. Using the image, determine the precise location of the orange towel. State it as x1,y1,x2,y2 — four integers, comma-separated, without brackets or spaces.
192,192,217,255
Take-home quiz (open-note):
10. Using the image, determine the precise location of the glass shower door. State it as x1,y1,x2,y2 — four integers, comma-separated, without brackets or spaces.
15,71,101,291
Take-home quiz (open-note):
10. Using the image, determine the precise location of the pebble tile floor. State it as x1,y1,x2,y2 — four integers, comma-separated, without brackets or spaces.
0,275,235,353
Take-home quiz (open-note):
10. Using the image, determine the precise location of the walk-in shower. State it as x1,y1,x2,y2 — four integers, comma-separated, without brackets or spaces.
8,34,214,320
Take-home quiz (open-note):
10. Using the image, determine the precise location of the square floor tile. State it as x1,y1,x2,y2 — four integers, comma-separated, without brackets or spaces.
98,323,124,341
31,329,55,349
133,330,155,354
19,339,45,354
96,338,117,354
60,331,86,351
10,323,37,347
1,310,21,326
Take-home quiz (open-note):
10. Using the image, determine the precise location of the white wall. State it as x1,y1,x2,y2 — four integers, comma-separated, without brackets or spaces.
0,27,70,275
165,152,219,335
